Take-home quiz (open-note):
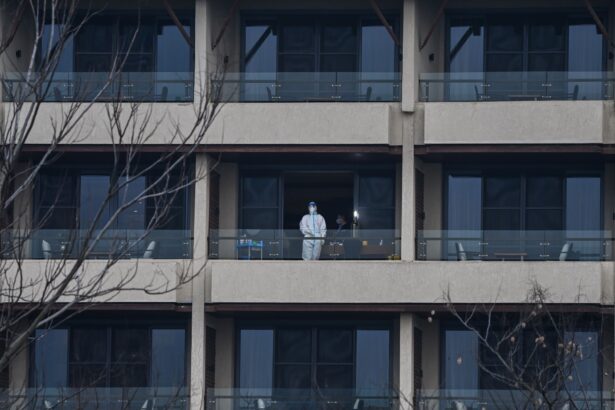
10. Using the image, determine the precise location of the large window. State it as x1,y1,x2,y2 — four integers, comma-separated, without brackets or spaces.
31,325,187,388
448,13,605,73
441,322,601,395
238,324,391,397
445,170,602,260
241,14,400,101
33,164,192,259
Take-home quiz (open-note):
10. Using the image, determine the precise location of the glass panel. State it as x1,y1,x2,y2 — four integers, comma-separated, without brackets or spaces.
443,330,479,390
110,364,148,387
449,18,484,73
447,176,482,230
569,19,603,71
485,53,523,72
487,21,524,52
274,364,311,389
116,176,147,229
356,330,389,395
316,364,353,389
112,328,149,362
564,331,599,392
528,53,566,71
239,329,274,392
566,177,601,230
526,176,562,207
526,209,563,230
483,209,520,231
529,20,565,52
70,328,107,362
279,54,316,72
361,22,395,73
317,329,353,363
358,176,394,207
244,22,277,74
33,329,68,388
157,21,192,72
242,177,279,207
80,175,111,229
276,329,311,363
242,209,278,230
69,364,107,387
118,17,155,54
151,329,186,387
484,177,520,207
356,208,395,230
75,17,114,53
40,24,74,72
321,22,356,53
320,54,356,72
280,23,315,53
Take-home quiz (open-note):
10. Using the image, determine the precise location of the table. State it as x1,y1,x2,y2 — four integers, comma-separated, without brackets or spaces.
493,252,528,261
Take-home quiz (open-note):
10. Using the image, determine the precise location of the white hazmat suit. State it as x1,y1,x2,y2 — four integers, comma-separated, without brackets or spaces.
300,211,327,260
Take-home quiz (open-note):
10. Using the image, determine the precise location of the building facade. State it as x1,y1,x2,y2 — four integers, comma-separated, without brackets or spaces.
1,0,615,408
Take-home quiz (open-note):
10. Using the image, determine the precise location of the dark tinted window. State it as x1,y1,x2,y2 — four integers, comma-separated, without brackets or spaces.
317,329,353,362
487,21,523,52
33,329,69,388
526,176,562,207
151,329,186,387
484,177,520,207
276,329,311,363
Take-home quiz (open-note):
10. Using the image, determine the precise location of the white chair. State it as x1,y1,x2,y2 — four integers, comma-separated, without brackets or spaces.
143,241,157,259
353,399,364,410
255,399,266,410
455,242,467,261
559,242,572,261
560,402,571,410
44,400,54,409
42,240,52,259
453,401,468,410
141,400,149,410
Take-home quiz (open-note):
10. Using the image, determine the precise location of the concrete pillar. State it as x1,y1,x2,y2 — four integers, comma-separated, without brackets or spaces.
194,0,208,102
191,153,211,410
400,116,415,261
398,313,415,408
401,0,417,112
9,332,29,410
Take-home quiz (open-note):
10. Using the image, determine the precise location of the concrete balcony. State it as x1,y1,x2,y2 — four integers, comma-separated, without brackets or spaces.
206,260,614,306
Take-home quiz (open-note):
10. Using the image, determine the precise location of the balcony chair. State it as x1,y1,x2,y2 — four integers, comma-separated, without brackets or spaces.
141,399,150,410
143,241,157,259
53,87,63,101
42,240,52,259
158,86,169,102
559,242,573,261
360,86,373,102
353,399,364,410
255,398,267,410
44,400,54,409
452,401,468,410
455,242,467,261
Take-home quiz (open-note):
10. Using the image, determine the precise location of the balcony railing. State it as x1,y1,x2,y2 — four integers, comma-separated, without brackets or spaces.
416,230,612,261
2,387,188,409
0,229,193,260
209,229,401,260
419,71,615,102
2,72,194,102
207,388,398,410
415,389,612,410
214,72,401,102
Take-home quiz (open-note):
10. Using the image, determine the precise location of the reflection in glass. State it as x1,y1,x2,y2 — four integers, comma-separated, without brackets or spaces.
356,330,389,395
444,330,479,390
239,329,274,394
152,329,186,387
33,329,69,388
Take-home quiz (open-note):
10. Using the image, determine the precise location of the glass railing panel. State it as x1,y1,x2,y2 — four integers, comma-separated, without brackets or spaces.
419,71,615,102
416,389,611,410
1,229,192,260
2,72,194,102
207,388,398,410
209,229,401,260
6,387,189,409
416,230,611,261
216,72,401,102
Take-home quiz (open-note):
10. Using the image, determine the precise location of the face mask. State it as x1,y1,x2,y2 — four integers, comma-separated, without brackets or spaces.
309,206,317,214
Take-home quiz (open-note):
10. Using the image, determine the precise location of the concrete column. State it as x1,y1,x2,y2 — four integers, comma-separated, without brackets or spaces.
194,0,208,101
401,0,417,112
400,116,416,261
398,313,415,407
191,153,211,410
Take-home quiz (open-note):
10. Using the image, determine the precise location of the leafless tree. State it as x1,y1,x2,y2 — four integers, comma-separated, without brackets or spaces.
0,0,225,408
414,282,610,410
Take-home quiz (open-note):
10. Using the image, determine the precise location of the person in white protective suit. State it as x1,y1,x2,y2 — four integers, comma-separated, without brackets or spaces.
300,201,327,260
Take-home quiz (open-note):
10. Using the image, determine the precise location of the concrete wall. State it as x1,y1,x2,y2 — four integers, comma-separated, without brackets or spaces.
423,101,607,145
208,260,614,305
8,259,191,303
